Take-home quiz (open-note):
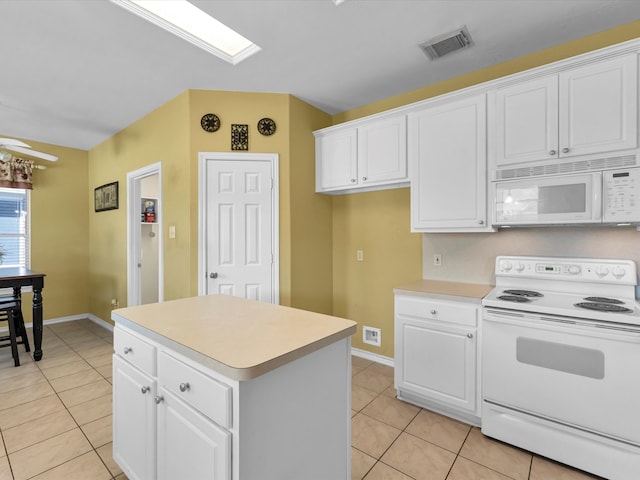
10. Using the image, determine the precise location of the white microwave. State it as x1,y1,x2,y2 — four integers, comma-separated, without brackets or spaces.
493,168,640,226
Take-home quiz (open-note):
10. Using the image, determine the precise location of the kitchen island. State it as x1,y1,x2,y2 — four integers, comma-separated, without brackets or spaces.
111,294,357,480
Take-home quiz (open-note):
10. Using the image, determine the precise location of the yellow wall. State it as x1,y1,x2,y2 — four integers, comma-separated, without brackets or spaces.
330,21,640,357
0,138,90,323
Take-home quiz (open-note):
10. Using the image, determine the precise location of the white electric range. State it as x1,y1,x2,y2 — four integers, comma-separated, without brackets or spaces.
481,256,640,480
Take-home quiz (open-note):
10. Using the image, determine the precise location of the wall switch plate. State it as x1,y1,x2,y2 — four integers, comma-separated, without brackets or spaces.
363,326,381,347
433,254,442,266
169,225,176,239
356,250,364,262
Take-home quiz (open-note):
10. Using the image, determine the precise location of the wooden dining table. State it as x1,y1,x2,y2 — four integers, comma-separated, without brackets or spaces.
0,268,45,361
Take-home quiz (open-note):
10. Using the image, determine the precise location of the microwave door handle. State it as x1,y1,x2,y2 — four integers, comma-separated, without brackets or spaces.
593,173,603,221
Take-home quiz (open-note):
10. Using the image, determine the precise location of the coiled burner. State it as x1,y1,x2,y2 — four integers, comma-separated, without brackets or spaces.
583,297,623,304
503,289,543,298
574,302,633,313
498,295,532,303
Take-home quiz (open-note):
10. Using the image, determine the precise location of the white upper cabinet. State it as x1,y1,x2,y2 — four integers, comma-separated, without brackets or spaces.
409,93,493,232
491,53,638,171
315,114,408,194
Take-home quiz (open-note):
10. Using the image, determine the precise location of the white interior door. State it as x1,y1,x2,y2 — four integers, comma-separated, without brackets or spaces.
199,153,279,304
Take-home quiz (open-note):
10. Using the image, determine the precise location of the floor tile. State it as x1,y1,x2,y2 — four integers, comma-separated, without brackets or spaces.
48,368,103,393
0,395,66,430
352,367,394,394
94,364,112,380
405,409,471,454
351,413,401,459
71,342,113,359
0,382,55,411
83,352,113,368
364,462,414,480
448,456,513,480
381,432,456,480
81,415,112,449
40,359,92,380
32,351,82,370
0,456,11,480
68,394,112,426
8,428,92,480
366,362,394,379
3,410,77,454
29,451,112,480
530,455,604,479
361,395,420,430
459,428,532,480
0,362,39,382
96,442,122,477
352,385,378,411
58,379,112,408
352,447,376,480
0,369,47,394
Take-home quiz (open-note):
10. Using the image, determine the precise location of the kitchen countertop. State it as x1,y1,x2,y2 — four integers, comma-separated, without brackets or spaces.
112,294,357,381
394,279,494,303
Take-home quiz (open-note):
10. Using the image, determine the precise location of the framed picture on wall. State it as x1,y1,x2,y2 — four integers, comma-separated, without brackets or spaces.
95,181,119,212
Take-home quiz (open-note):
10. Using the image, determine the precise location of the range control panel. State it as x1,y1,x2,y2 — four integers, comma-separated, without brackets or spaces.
496,256,637,285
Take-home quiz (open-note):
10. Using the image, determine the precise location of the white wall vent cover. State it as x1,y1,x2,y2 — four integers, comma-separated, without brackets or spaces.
419,26,473,60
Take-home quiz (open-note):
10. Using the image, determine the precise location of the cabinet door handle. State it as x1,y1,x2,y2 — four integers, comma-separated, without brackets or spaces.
141,386,150,394
210,272,218,279
154,395,164,405
467,333,473,339
123,347,132,354
562,147,570,154
350,178,356,183
179,382,190,392
362,176,367,181
549,149,557,156
430,309,437,315
477,220,484,225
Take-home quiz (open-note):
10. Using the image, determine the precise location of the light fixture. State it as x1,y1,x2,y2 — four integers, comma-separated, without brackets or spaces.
110,0,261,65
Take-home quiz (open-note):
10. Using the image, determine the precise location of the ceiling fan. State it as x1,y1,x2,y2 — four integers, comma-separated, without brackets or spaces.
0,138,58,161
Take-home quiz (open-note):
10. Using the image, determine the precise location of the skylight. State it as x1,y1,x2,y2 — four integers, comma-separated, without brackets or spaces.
110,0,261,65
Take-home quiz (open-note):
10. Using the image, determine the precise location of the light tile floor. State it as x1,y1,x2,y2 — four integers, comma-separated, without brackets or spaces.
0,320,604,480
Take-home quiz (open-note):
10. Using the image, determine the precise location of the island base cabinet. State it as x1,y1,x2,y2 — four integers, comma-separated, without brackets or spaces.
112,355,157,480
158,391,231,480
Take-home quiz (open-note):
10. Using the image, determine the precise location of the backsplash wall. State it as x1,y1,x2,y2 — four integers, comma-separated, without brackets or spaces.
422,227,640,291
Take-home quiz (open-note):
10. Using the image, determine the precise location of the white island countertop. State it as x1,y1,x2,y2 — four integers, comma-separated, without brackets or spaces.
112,294,357,381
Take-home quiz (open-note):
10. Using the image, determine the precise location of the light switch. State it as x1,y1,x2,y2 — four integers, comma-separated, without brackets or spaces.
356,250,364,262
169,225,176,239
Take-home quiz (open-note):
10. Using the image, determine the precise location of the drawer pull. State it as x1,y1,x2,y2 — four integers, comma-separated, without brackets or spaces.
179,382,190,393
141,386,150,394
154,395,164,405
123,347,133,354
430,309,437,315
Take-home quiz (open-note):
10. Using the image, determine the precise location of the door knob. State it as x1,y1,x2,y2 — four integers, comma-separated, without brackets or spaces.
210,272,218,279
562,147,570,154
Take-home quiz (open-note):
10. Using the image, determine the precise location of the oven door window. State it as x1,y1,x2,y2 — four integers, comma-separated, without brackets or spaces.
483,313,640,445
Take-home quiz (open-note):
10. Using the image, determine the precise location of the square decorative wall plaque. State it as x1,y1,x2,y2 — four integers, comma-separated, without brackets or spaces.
231,124,249,150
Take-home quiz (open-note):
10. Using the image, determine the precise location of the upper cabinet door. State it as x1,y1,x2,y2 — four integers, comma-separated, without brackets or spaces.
493,76,559,168
410,93,492,232
559,54,638,158
315,127,358,192
358,115,407,185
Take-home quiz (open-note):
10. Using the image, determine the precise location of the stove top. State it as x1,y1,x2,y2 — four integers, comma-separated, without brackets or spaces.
483,256,640,326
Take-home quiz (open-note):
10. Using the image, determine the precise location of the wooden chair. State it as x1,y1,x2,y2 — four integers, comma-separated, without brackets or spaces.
0,297,30,367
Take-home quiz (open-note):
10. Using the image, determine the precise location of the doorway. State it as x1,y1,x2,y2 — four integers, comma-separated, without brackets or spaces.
127,162,163,306
198,152,279,304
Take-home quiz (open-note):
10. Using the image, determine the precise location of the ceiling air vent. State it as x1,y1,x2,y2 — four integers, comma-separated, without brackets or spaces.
420,26,473,60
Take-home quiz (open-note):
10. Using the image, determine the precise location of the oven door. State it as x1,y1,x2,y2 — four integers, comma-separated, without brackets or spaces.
483,308,640,446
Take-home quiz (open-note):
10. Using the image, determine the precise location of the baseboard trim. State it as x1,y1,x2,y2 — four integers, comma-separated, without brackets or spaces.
0,313,113,333
351,347,394,367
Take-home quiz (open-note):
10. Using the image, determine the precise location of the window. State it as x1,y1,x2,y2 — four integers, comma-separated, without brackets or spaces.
0,187,29,268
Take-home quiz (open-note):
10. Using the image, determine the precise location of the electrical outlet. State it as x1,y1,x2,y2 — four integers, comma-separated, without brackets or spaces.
363,326,381,347
433,254,442,266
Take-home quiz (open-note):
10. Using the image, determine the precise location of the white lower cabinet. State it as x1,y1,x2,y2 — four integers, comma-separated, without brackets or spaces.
394,293,481,425
113,324,351,480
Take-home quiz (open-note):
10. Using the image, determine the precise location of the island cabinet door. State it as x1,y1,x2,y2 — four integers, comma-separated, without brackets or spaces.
113,355,157,480
157,389,231,480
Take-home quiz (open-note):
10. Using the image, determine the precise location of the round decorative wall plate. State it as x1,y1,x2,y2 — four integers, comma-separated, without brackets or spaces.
200,113,220,132
257,117,276,136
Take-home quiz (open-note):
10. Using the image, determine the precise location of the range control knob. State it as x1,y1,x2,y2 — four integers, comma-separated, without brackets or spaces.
567,265,581,275
515,262,525,272
612,266,627,279
500,261,513,272
595,266,610,278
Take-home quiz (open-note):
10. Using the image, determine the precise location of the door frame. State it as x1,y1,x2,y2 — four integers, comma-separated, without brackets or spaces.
198,152,280,303
127,162,164,306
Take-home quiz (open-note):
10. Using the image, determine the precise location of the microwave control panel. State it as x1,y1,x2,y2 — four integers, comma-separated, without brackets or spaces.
603,168,640,223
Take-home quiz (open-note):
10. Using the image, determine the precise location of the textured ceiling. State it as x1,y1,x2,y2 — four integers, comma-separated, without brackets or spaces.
1,0,639,150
